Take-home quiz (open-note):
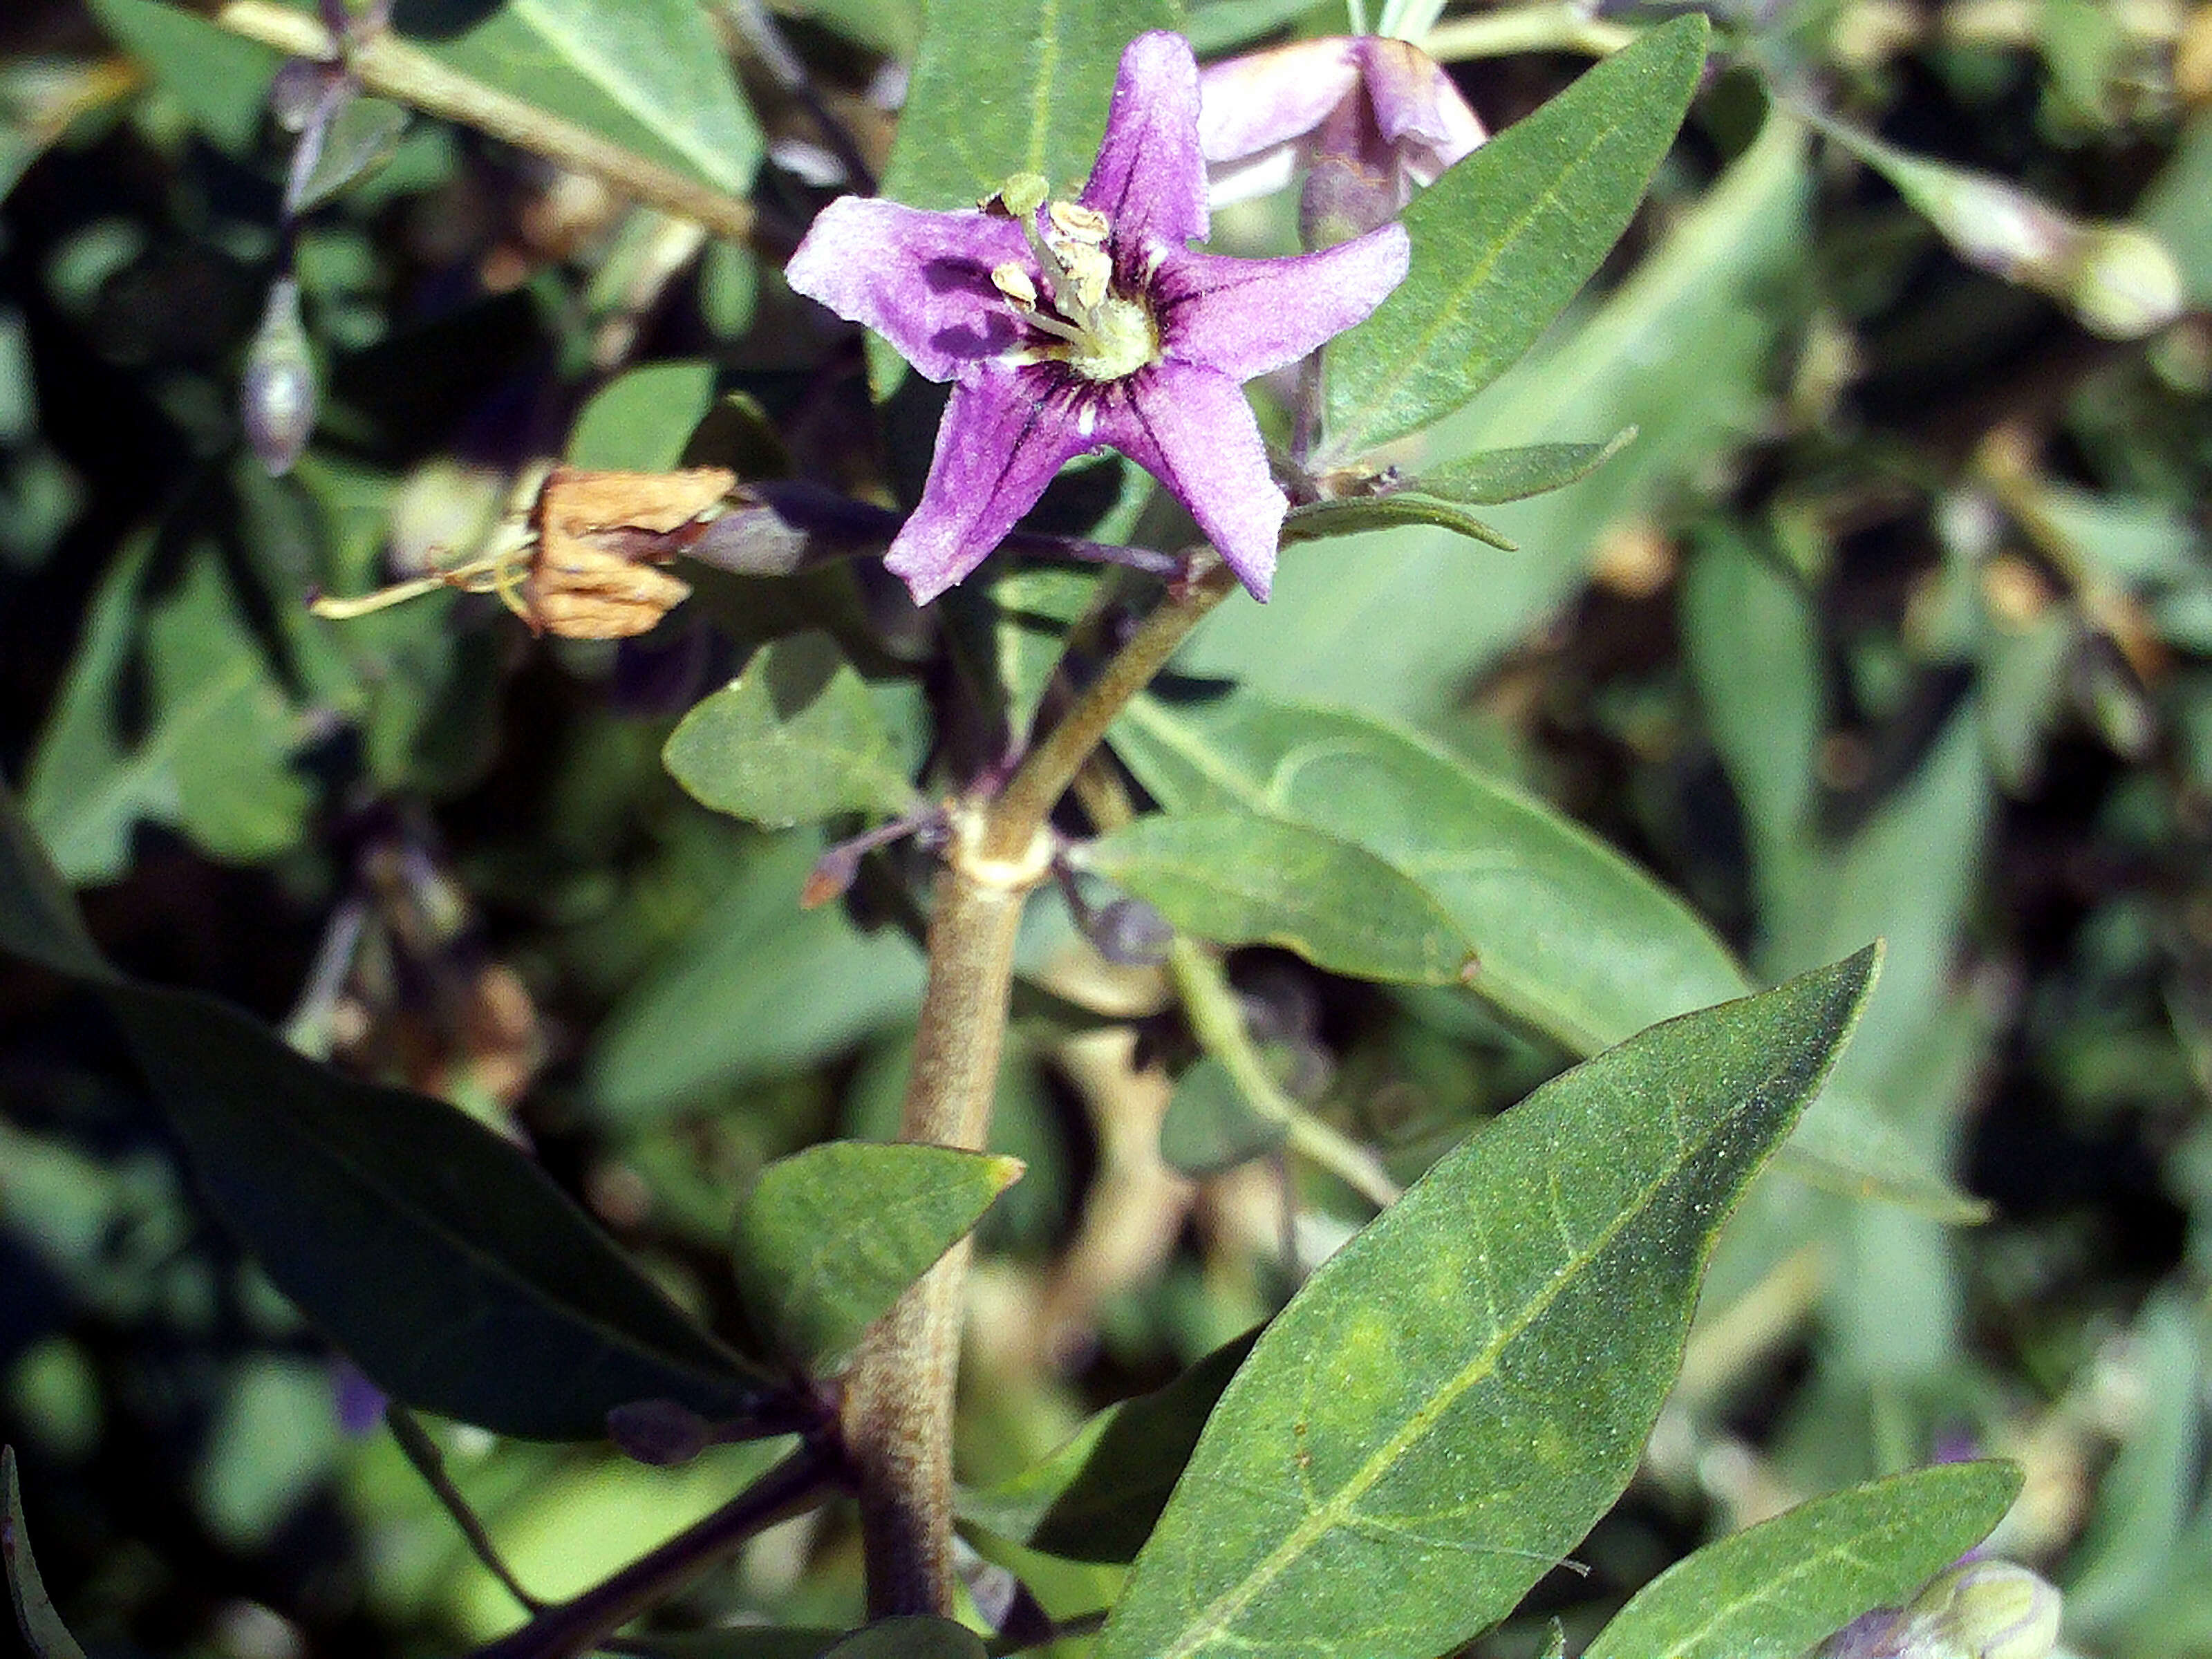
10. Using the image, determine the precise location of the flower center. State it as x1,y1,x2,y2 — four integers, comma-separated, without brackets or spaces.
986,177,1161,384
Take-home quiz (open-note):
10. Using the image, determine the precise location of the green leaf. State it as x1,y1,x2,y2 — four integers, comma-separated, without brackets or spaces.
3,1445,91,1659
1160,1056,1288,1177
1580,1461,2022,1659
883,0,1183,212
961,1329,1259,1562
1414,432,1635,503
819,1619,986,1659
106,981,779,1440
1094,948,1880,1659
0,777,114,984
25,541,312,883
399,0,761,196
1322,15,1709,458
733,1143,1023,1371
588,832,928,1125
569,360,718,471
1080,812,1478,986
1111,689,1747,1051
1185,114,1810,722
86,0,282,151
1281,494,1516,552
665,633,922,829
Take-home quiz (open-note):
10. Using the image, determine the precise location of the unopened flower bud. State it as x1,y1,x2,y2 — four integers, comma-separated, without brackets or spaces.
2065,223,2186,339
1088,895,1174,965
1900,1559,2063,1659
241,276,316,476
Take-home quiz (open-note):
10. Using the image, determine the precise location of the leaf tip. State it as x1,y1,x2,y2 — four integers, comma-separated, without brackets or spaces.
983,1154,1027,1192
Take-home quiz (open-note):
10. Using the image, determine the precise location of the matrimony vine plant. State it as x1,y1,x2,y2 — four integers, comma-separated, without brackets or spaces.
1,1,2079,1658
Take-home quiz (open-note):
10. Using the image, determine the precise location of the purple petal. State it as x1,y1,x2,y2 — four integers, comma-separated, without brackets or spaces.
1153,221,1410,381
785,196,1031,382
1100,362,1285,599
885,364,1094,603
1353,37,1485,185
1080,31,1208,248
1197,37,1359,166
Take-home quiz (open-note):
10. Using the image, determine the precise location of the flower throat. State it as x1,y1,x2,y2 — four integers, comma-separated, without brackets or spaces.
985,174,1160,382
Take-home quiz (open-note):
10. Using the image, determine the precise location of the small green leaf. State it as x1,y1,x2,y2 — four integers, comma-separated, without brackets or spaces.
402,0,762,196
962,1329,1258,1562
569,361,718,471
104,982,778,1439
1080,813,1479,987
665,633,922,828
1281,494,1517,552
1322,15,1709,457
1580,1461,2022,1659
1094,948,1879,1659
1160,1056,1288,1177
25,541,312,883
819,1618,987,1659
1414,432,1635,503
1111,690,1747,1051
733,1142,1023,1372
3,1445,91,1659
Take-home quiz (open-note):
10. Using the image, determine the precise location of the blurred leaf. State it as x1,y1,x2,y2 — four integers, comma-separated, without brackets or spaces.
1281,493,1515,551
2,1445,90,1659
193,1357,342,1548
1160,1056,1287,1177
1094,949,1878,1659
1321,16,1708,458
1112,689,1747,1051
822,1620,987,1659
785,0,924,57
1778,1095,1991,1225
588,831,928,1125
86,0,281,151
569,361,719,471
2141,112,2212,306
0,778,114,984
732,1142,1022,1371
1412,433,1635,503
25,541,312,883
961,1329,1259,1562
665,632,921,829
612,1634,850,1659
293,95,411,211
1580,1461,2021,1659
396,0,762,195
1080,812,1478,986
2063,1291,2204,1635
1185,115,1812,720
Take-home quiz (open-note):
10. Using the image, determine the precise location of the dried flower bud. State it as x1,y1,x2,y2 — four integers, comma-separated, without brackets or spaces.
520,467,732,639
242,276,316,476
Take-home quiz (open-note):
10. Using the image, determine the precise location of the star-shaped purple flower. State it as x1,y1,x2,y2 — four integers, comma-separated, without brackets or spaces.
784,30,1410,604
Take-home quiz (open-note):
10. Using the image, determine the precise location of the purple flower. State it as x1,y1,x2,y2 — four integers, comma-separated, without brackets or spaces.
784,30,1409,603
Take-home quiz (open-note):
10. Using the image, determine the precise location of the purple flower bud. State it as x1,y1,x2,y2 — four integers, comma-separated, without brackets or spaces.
1088,894,1174,965
241,276,316,476
605,1398,715,1466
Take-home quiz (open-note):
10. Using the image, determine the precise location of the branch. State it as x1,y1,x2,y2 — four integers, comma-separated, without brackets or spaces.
186,0,761,245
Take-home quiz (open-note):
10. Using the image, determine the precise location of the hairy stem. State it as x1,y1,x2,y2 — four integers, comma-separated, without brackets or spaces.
464,1444,832,1659
985,559,1238,861
187,0,760,244
841,807,1053,1616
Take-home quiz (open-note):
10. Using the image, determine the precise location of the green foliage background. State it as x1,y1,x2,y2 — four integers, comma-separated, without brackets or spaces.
3,0,2212,1654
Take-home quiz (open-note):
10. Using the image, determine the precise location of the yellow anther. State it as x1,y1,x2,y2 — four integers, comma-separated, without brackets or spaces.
991,262,1039,308
992,172,1049,220
1060,243,1112,310
1047,200,1111,245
